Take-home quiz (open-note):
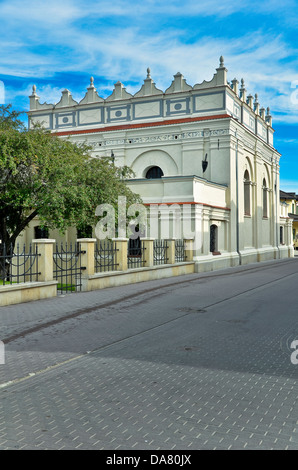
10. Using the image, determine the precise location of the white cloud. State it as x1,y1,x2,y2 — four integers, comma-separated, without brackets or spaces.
280,180,298,192
0,0,297,127
0,0,82,25
70,0,297,19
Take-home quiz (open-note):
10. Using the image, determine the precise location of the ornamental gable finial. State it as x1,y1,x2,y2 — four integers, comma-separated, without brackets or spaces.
79,76,103,104
134,68,163,97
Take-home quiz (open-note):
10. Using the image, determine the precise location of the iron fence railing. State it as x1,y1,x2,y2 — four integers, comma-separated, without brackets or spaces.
127,238,146,269
95,240,118,273
175,239,186,262
153,239,169,265
53,243,85,294
0,242,40,286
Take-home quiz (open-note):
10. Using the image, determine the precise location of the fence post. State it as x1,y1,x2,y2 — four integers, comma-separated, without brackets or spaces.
184,238,194,261
113,238,128,271
77,238,96,277
32,239,55,282
166,239,176,264
142,238,154,267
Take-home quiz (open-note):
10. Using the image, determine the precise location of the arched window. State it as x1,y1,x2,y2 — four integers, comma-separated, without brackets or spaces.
145,166,164,179
244,170,251,216
263,178,268,218
210,224,218,253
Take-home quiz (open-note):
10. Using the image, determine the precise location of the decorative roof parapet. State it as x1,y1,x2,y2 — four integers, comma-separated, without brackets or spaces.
134,68,163,97
80,77,104,104
260,107,266,120
231,78,239,95
215,55,228,86
29,85,39,110
29,85,54,111
265,107,272,127
55,89,78,108
105,81,133,101
239,79,246,102
28,57,273,132
165,72,192,93
229,78,271,127
247,94,254,108
254,94,260,115
193,55,228,91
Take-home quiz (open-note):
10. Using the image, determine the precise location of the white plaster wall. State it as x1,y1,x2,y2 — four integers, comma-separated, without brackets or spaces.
130,149,179,178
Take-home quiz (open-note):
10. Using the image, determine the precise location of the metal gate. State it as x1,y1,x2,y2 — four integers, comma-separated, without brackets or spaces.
53,243,85,294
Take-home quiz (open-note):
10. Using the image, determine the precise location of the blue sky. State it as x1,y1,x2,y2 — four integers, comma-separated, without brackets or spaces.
0,0,297,191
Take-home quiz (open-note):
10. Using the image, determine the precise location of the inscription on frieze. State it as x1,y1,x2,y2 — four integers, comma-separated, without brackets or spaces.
81,128,230,149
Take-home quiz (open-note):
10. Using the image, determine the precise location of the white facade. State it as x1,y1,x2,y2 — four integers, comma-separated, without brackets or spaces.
27,57,293,271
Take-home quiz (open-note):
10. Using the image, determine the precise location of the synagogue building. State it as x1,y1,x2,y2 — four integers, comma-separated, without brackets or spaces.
27,57,293,272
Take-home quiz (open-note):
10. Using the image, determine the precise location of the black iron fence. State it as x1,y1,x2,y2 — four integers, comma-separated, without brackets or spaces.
95,240,118,272
175,239,186,262
53,243,85,294
0,238,189,294
0,242,40,286
127,238,146,268
153,239,169,265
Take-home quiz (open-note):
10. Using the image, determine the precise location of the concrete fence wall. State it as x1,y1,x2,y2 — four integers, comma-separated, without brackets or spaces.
0,238,194,307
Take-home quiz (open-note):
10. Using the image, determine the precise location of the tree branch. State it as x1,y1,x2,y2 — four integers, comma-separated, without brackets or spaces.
9,209,39,247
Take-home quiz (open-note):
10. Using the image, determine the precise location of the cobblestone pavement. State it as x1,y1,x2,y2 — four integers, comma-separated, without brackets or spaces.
1,258,298,450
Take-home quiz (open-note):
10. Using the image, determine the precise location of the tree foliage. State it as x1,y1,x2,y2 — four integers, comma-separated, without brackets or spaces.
0,104,141,247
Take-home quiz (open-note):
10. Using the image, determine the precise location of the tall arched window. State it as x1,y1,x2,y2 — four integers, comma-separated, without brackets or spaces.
244,170,251,216
262,178,268,218
145,166,164,179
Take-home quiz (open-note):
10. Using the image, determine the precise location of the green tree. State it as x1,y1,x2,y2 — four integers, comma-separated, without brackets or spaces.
0,105,141,276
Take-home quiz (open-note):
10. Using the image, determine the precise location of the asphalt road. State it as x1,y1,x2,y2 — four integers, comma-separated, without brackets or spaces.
1,257,298,450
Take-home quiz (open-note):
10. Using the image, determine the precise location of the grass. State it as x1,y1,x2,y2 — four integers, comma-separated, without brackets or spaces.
0,280,17,286
1,281,77,292
57,283,77,292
